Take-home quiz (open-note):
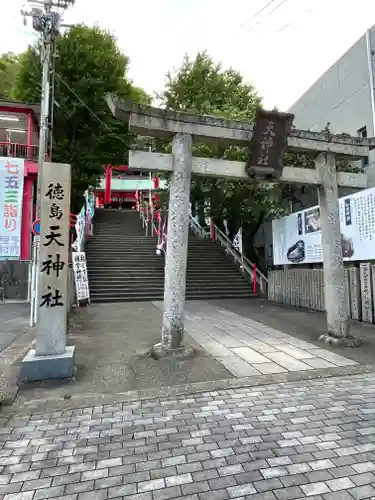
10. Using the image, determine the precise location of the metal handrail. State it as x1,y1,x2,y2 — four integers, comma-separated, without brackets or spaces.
188,215,268,296
214,225,268,282
188,214,210,238
0,141,39,161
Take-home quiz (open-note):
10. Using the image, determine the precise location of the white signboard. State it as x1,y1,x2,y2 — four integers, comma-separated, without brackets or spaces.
273,186,375,265
72,251,90,302
0,157,25,258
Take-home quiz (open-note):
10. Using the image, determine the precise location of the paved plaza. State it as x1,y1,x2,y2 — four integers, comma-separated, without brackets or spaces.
154,302,358,377
2,372,375,499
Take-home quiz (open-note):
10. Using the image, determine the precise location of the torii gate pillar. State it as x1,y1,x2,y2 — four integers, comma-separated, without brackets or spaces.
160,133,193,350
315,152,349,339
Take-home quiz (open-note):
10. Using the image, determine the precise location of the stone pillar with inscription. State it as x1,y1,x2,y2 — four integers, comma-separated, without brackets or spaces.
315,152,349,338
360,262,373,323
349,267,361,320
20,163,75,381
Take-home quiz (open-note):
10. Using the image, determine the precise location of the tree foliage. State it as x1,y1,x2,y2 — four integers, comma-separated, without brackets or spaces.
0,53,19,100
158,51,284,258
12,25,151,210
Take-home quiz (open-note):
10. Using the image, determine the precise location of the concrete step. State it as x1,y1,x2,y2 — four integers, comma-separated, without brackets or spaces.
86,252,229,258
89,282,251,291
86,258,233,264
88,275,248,283
86,243,227,250
90,290,257,303
87,265,240,272
87,267,244,274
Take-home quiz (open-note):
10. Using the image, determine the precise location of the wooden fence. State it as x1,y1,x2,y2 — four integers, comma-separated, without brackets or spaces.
268,264,374,323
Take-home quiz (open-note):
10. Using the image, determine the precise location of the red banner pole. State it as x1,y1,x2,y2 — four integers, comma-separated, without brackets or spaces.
253,264,257,294
210,218,215,241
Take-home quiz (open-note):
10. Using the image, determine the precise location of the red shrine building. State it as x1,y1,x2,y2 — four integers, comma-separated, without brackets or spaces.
0,99,162,300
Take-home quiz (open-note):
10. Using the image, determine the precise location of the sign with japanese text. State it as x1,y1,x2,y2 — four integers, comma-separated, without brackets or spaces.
37,163,71,356
0,157,25,259
72,251,90,302
246,109,294,179
272,186,375,265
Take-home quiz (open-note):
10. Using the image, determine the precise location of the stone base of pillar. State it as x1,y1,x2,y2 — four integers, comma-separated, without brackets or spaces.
318,333,362,347
20,346,76,382
151,343,195,360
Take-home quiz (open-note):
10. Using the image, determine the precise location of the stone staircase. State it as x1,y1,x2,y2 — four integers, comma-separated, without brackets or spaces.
86,209,257,303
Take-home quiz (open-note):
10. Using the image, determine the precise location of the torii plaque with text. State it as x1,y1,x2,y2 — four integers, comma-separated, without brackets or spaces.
246,109,294,180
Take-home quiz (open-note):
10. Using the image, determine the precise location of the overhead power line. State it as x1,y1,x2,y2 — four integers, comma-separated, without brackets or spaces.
232,0,290,36
238,0,279,30
54,73,129,147
308,83,369,129
245,0,290,34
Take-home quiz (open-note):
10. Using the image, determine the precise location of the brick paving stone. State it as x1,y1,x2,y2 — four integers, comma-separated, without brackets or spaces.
181,481,210,495
65,481,94,494
227,483,256,497
254,478,284,492
348,484,375,499
322,492,354,500
279,473,308,487
274,486,304,500
34,485,65,499
208,476,236,490
305,471,333,483
301,481,331,496
350,472,375,485
327,477,356,491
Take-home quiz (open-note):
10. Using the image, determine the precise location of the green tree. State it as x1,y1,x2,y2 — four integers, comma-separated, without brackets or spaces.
159,51,283,264
13,25,151,210
0,52,19,99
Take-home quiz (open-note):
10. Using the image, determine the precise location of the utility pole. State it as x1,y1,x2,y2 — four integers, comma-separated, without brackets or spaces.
21,0,75,326
22,0,75,215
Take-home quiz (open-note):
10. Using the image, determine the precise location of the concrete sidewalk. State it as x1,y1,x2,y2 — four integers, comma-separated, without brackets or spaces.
210,299,375,366
0,303,32,405
2,372,375,500
11,302,231,409
176,302,358,377
0,303,29,354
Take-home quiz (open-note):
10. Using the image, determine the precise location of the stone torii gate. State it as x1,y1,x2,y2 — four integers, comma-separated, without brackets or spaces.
107,97,374,353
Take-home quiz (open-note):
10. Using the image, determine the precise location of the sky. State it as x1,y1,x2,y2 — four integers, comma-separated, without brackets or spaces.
3,0,375,110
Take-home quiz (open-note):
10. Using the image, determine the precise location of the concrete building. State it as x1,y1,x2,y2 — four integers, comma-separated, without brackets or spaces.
254,26,375,270
290,26,375,142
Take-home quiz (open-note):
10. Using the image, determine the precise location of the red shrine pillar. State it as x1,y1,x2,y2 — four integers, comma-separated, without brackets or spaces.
27,113,33,159
153,177,160,208
20,176,34,260
104,166,112,206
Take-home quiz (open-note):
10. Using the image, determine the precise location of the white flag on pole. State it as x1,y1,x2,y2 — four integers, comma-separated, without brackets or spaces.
233,227,243,254
223,219,229,237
